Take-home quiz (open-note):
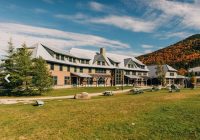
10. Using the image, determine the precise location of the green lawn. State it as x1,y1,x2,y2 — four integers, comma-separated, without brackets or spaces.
0,89,200,139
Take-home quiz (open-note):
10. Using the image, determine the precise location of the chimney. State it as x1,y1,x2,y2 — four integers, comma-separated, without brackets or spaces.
100,48,106,56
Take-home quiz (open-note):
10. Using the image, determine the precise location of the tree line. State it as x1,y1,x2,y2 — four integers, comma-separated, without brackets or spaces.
0,40,53,96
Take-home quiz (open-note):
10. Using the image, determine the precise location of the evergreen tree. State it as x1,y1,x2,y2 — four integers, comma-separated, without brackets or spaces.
0,39,19,95
1,41,53,96
32,57,53,94
13,43,34,94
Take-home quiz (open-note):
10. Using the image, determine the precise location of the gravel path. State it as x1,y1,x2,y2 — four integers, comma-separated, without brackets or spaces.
0,89,133,104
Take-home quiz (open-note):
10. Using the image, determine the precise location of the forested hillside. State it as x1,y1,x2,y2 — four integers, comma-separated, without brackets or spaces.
137,34,200,74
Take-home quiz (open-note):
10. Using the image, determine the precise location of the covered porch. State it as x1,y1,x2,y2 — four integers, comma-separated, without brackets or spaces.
71,72,92,87
125,75,148,86
175,75,186,86
90,73,112,87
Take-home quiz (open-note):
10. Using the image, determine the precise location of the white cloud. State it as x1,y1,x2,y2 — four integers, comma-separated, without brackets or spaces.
89,1,104,12
89,15,158,33
55,12,169,33
144,49,152,54
0,22,130,53
148,0,200,30
34,8,48,14
141,44,154,49
55,13,89,21
156,31,192,39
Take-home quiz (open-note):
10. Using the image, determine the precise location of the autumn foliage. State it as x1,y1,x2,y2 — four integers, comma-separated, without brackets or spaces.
177,68,188,76
137,34,200,71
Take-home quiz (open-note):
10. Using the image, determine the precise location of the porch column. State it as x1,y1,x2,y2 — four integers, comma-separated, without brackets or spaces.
76,77,78,87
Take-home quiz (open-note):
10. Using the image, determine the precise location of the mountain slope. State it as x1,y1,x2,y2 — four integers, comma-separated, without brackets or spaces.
137,34,200,70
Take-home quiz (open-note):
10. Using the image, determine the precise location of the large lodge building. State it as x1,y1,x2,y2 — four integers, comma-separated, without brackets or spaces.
30,44,149,88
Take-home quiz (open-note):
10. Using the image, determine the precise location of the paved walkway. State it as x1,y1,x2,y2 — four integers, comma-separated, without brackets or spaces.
0,89,132,104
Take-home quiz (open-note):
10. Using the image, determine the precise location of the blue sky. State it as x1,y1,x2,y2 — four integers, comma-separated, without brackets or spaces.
0,0,199,56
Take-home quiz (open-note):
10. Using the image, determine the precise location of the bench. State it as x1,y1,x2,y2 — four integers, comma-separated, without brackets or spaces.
131,88,144,94
151,87,160,92
169,84,180,93
34,100,44,106
103,91,113,96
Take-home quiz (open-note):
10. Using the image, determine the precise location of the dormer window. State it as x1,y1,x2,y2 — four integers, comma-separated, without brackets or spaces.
56,54,59,60
97,61,101,65
128,64,136,68
86,60,89,64
81,60,84,64
61,55,64,61
102,62,105,66
73,58,76,63
140,65,145,69
69,57,72,62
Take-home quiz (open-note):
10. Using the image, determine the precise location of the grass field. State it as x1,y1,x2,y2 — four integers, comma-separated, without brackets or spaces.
0,88,200,139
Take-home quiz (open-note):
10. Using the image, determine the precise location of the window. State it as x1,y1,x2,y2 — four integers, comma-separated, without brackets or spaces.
73,58,76,63
80,67,83,73
56,54,59,60
97,61,101,65
126,71,130,75
95,68,106,73
115,69,123,85
61,55,65,60
64,76,70,85
50,63,54,70
102,62,105,65
132,72,136,75
143,73,147,76
74,67,77,72
53,76,57,85
59,65,63,71
140,65,145,69
170,73,174,76
138,72,141,76
116,63,119,67
88,68,92,73
67,66,70,72
86,60,89,64
81,60,84,64
128,64,136,68
69,57,72,62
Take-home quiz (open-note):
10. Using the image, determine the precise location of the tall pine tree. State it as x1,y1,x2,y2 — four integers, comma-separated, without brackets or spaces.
14,43,34,94
32,57,53,94
1,40,53,96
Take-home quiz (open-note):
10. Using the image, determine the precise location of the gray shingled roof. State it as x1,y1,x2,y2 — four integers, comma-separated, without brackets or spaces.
124,58,131,66
189,66,200,72
29,44,148,71
42,44,74,57
148,64,177,78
